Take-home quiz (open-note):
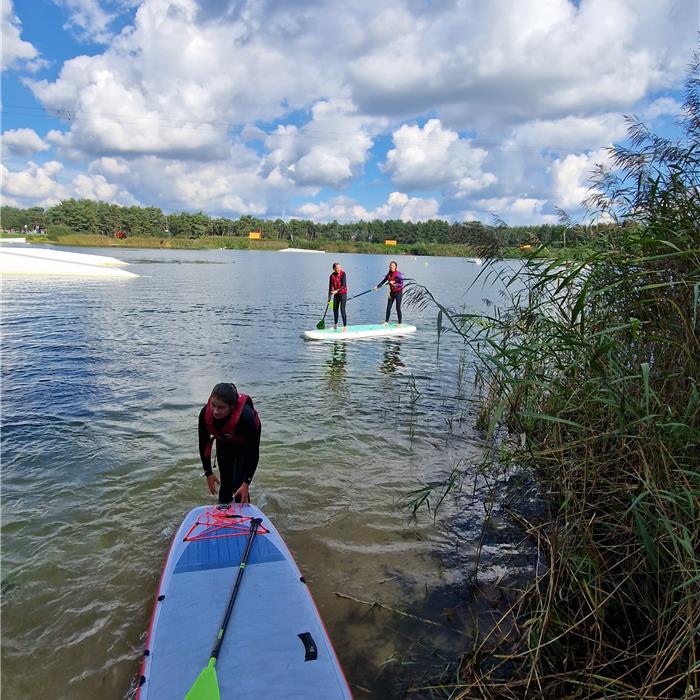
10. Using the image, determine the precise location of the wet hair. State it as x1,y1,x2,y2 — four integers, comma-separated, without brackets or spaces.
333,262,340,271
210,382,239,407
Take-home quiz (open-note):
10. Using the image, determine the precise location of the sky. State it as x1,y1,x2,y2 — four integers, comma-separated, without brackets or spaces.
1,0,698,225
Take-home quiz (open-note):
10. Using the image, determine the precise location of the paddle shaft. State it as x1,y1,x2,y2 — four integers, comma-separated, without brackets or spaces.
347,288,373,302
210,517,262,660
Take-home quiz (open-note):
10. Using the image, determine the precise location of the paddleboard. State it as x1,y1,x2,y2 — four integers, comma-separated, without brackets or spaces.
137,504,352,699
304,323,417,341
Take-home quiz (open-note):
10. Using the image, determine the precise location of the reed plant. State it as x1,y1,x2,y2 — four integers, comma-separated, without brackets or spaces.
408,56,700,698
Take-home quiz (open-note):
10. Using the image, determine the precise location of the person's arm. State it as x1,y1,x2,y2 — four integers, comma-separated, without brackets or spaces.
199,407,220,496
341,271,347,293
395,271,404,288
328,273,334,300
374,274,388,290
198,407,213,475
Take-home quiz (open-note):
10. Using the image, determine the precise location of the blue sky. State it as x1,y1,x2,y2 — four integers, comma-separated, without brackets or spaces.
1,0,697,224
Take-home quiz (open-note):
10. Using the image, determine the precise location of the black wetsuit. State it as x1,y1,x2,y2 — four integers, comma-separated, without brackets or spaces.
328,271,348,326
198,404,260,503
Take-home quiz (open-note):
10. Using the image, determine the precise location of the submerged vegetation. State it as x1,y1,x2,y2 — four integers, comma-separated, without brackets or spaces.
408,56,700,697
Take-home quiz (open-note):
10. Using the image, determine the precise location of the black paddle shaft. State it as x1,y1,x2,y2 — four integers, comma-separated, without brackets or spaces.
211,517,262,660
347,288,373,302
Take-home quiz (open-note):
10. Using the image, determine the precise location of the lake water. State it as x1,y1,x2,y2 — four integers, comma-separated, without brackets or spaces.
1,247,533,698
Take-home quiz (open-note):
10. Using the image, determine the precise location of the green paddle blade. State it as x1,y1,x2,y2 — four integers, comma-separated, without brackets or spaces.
316,319,326,329
185,657,219,700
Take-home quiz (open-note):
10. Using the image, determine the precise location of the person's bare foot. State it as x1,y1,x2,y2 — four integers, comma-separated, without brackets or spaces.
383,321,388,326
397,322,402,327
333,324,338,330
342,326,348,332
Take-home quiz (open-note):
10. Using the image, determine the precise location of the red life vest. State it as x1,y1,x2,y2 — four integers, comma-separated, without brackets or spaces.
203,394,261,460
329,271,347,294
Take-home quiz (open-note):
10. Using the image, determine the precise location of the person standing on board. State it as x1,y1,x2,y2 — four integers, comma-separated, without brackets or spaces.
328,261,348,331
374,260,405,325
198,382,261,504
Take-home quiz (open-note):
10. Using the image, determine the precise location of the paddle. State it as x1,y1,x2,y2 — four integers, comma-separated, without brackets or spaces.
184,516,263,700
347,288,373,302
316,299,333,330
316,289,373,330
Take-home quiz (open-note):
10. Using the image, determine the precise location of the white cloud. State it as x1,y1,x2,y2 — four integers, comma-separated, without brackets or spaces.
551,148,611,210
298,191,439,223
383,119,496,193
55,0,117,43
1,0,43,71
27,0,341,158
470,196,558,226
374,191,440,221
644,97,683,120
5,0,696,224
93,147,296,215
261,99,382,188
506,114,628,154
348,0,697,128
1,161,69,205
2,129,50,155
73,173,137,204
88,156,131,176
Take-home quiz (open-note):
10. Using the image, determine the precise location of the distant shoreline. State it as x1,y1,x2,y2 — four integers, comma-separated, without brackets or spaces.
13,233,592,261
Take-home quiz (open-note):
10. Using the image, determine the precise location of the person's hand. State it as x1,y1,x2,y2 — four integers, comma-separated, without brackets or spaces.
206,473,220,496
330,290,337,295
372,286,378,291
234,482,250,504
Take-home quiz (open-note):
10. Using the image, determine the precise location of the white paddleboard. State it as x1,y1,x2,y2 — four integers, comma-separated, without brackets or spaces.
137,504,352,700
304,323,417,341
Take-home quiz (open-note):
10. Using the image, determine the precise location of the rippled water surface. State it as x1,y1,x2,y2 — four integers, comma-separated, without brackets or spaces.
1,247,529,698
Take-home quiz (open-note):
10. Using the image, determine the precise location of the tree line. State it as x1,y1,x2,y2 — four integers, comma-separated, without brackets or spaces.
0,199,602,248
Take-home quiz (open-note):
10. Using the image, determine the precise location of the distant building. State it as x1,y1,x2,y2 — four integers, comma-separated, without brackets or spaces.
248,231,262,240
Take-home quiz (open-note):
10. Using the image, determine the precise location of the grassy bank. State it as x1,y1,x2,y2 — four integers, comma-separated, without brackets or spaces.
409,58,700,697
29,230,593,260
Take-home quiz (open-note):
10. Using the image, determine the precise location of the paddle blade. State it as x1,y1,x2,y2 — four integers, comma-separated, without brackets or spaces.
185,657,219,700
316,319,326,329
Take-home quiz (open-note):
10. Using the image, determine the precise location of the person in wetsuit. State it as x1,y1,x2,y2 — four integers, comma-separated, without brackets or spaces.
328,261,348,331
198,382,261,504
374,260,405,325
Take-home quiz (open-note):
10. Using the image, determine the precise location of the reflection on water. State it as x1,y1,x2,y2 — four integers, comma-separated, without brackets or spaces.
380,341,404,375
326,342,348,384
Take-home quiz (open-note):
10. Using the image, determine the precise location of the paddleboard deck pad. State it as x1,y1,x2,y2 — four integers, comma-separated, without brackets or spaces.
304,323,417,341
137,504,352,699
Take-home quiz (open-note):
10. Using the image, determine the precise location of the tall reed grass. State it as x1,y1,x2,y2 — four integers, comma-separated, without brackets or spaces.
408,55,700,698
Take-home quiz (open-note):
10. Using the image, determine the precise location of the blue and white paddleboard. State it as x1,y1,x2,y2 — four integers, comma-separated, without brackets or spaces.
137,504,352,699
304,323,417,341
